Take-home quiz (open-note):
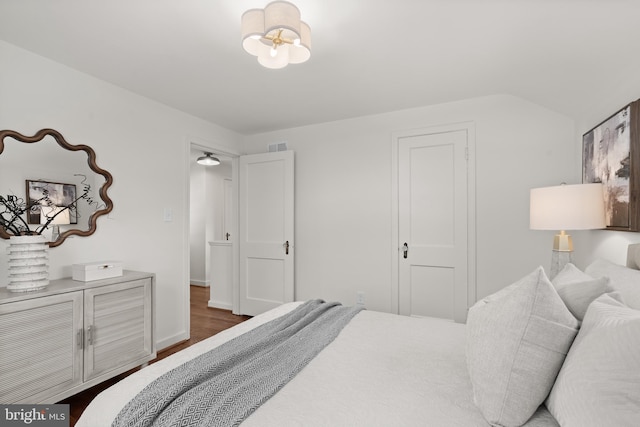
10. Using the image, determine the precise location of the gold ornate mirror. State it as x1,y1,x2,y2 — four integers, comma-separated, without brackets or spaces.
0,129,113,247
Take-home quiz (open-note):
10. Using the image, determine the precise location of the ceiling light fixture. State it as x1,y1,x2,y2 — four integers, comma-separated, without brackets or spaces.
241,1,311,69
197,152,220,166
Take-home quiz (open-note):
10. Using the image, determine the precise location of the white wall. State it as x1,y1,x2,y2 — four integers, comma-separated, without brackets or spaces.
0,40,242,349
242,95,577,312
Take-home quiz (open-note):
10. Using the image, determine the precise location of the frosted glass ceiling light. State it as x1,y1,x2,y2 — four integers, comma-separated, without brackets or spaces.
241,1,311,69
197,152,220,166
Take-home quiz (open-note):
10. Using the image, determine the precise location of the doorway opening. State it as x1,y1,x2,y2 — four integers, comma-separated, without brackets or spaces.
186,139,240,338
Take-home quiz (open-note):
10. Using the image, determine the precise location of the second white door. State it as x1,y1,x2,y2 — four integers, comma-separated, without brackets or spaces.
238,151,294,316
397,127,469,323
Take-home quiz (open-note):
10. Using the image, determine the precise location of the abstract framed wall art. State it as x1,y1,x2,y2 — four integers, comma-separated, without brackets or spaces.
583,100,640,231
26,179,78,225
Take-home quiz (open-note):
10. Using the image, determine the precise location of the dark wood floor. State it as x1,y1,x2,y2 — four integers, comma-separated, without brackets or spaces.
61,285,251,426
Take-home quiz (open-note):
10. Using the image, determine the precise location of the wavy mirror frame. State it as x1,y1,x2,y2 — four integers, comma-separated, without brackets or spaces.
0,128,114,247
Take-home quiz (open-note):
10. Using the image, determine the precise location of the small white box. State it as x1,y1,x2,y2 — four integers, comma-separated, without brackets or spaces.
72,261,123,282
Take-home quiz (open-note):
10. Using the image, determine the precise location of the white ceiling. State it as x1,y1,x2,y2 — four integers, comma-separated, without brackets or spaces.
2,0,640,135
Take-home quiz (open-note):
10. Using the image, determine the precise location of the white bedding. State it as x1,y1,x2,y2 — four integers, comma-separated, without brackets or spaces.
78,302,558,427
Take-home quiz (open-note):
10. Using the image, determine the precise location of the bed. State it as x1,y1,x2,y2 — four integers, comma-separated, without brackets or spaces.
77,246,640,427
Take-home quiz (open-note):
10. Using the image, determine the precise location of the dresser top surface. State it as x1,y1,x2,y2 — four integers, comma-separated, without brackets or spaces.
0,270,154,304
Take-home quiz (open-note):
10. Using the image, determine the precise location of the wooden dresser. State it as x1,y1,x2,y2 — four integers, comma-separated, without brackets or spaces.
0,270,156,403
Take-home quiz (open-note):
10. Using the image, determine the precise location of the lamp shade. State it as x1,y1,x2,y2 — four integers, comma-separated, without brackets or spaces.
288,21,311,64
257,40,290,69
40,206,71,225
263,1,301,38
530,183,606,230
241,9,265,56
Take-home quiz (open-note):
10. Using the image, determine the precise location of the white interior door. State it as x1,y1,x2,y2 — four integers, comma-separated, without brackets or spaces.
238,150,294,316
398,128,468,322
223,178,232,241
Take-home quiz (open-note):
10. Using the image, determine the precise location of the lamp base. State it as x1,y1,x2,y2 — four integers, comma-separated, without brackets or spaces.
553,230,573,252
550,250,572,280
51,225,60,241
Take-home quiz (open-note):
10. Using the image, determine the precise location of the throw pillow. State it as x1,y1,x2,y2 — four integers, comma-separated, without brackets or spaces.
551,263,612,321
466,266,579,427
546,293,640,427
585,259,640,309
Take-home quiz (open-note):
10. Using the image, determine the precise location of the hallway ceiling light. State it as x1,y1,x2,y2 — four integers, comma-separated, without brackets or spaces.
241,1,311,69
197,152,220,166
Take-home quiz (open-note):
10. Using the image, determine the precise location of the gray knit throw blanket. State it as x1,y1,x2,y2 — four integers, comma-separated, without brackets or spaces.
112,300,363,427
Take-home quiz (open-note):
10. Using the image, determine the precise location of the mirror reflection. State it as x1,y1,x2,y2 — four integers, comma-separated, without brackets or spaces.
0,129,113,247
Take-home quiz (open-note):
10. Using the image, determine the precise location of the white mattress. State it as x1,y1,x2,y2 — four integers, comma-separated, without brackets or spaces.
77,302,558,427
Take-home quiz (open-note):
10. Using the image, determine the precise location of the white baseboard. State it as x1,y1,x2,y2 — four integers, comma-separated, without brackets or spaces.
208,300,232,310
156,330,189,352
190,280,209,287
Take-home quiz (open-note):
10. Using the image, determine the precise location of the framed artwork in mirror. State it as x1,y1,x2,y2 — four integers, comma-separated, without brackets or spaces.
582,99,640,231
26,179,78,225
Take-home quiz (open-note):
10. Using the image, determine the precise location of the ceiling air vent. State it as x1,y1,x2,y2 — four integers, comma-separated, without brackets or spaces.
268,142,288,152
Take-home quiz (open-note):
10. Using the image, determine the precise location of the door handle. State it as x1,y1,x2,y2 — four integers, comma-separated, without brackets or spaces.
225,232,231,241
77,328,84,350
403,242,408,259
284,240,290,255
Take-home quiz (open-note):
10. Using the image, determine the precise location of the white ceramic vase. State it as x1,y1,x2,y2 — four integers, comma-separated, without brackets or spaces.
7,235,49,292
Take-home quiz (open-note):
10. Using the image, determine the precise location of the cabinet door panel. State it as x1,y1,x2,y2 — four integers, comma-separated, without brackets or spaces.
0,292,83,403
84,278,153,381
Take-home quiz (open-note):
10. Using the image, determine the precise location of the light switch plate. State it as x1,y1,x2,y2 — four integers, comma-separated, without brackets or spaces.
163,208,173,222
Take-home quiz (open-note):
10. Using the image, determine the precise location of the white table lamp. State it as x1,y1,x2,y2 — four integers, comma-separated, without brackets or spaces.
40,205,71,241
530,183,606,278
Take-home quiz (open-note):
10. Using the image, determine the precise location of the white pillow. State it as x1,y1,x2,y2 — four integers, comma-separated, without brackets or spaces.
551,263,613,321
466,266,579,427
546,293,640,427
585,259,640,309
